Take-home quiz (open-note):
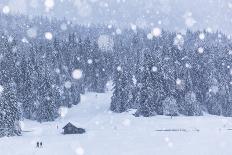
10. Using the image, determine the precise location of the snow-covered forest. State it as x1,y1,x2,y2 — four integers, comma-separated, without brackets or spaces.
0,12,232,137
1,0,232,154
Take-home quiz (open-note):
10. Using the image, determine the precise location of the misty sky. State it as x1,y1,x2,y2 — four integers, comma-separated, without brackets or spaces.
0,0,232,34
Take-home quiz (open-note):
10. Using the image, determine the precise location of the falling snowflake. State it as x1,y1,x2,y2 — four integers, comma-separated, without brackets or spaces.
45,32,53,40
147,33,153,40
152,66,158,72
58,107,68,118
206,27,213,33
8,36,13,43
44,0,54,10
131,24,137,31
199,33,205,40
72,69,83,80
116,28,122,35
176,78,182,85
22,37,29,43
185,63,192,68
64,81,72,89
87,59,93,64
152,27,161,37
117,66,122,71
108,25,112,29
60,23,67,31
75,147,85,155
198,47,204,54
2,6,10,14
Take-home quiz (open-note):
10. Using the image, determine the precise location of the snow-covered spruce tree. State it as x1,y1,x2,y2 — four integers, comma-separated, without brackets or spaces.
135,53,165,117
70,84,81,105
36,73,59,122
18,56,36,119
110,65,134,113
205,76,222,116
0,81,21,137
162,96,178,116
90,42,108,93
181,91,202,116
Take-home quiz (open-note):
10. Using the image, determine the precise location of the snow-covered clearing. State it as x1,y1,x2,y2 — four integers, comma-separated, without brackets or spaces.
1,91,232,155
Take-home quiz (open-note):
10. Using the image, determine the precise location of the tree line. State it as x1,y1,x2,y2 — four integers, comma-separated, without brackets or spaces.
0,13,232,137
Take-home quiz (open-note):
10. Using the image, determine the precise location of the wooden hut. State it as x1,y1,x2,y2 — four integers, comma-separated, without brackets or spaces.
62,122,85,135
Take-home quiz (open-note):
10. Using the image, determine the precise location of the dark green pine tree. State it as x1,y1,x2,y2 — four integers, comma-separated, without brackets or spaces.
0,80,21,137
36,73,59,122
110,65,134,113
18,56,36,119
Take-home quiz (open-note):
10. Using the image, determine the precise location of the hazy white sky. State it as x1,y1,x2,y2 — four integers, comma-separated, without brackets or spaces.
1,0,232,34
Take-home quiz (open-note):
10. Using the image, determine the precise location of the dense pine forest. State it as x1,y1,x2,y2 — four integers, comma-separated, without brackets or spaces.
0,13,232,137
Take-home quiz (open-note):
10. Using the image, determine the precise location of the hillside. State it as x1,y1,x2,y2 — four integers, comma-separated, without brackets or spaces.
1,88,232,155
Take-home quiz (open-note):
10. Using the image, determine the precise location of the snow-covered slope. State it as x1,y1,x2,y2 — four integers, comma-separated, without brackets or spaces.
1,90,232,155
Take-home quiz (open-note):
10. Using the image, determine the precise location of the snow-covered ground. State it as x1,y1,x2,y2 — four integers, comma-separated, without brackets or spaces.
1,90,232,155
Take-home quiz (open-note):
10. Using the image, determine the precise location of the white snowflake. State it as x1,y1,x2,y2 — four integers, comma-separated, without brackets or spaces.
198,47,204,54
44,0,54,10
22,37,29,43
117,66,122,71
75,147,85,155
87,59,93,64
199,33,205,40
185,63,192,68
58,107,68,118
152,27,161,37
64,81,72,89
108,25,112,29
60,23,67,31
8,36,13,43
147,33,153,40
152,66,158,72
72,69,83,80
2,6,10,14
131,24,137,31
45,32,53,40
176,78,182,85
116,28,122,35
206,27,213,33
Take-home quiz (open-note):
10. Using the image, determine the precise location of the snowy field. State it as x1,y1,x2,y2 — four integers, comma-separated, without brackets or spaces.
1,91,232,155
